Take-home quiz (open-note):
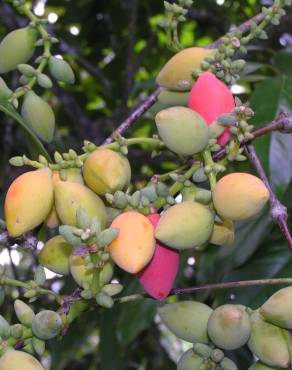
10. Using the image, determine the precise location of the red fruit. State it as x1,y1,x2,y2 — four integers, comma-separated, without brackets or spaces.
188,72,235,145
137,214,179,300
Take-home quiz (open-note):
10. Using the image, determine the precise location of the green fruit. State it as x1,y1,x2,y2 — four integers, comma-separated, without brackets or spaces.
38,235,73,275
158,301,213,343
21,91,55,143
248,311,291,368
155,107,208,155
210,219,234,246
155,202,214,250
31,310,62,340
207,304,251,350
248,362,292,370
181,186,197,201
0,77,12,99
14,299,35,326
260,286,292,329
149,90,189,115
48,56,75,84
221,357,238,370
177,349,204,370
0,27,36,74
0,315,10,339
0,349,44,370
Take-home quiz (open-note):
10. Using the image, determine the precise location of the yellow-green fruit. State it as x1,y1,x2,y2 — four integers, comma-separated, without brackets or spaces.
248,311,291,368
14,300,35,326
158,301,213,343
54,181,106,228
207,304,251,350
21,91,55,143
31,310,62,340
210,219,235,246
156,47,216,91
181,185,197,201
0,27,36,74
155,202,214,250
155,107,208,156
83,148,131,195
38,235,73,275
0,77,12,99
260,286,292,329
213,173,269,221
248,362,292,370
0,350,44,370
4,168,53,237
177,349,203,370
48,56,75,84
149,90,189,116
108,211,155,273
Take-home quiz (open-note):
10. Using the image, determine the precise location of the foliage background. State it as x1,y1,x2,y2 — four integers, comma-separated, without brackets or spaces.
0,0,291,369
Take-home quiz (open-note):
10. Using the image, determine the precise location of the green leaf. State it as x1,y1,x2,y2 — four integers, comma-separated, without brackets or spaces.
273,50,292,78
0,99,50,160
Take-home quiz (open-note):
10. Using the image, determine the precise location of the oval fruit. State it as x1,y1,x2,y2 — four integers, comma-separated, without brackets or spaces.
149,90,189,116
0,350,44,370
248,362,291,370
48,56,75,84
31,310,62,340
210,219,235,246
177,349,203,370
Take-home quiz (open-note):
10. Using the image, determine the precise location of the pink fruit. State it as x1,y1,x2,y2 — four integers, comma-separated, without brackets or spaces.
137,213,179,301
188,72,235,145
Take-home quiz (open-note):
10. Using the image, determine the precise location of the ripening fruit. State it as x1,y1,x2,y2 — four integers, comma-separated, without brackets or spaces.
188,72,235,145
260,286,292,329
5,168,53,237
0,27,36,74
248,362,291,370
137,214,179,300
155,107,208,156
156,47,216,91
32,310,62,340
0,349,44,370
213,173,270,221
155,202,214,250
149,90,189,116
177,349,204,370
21,91,55,143
48,56,75,84
108,211,155,273
54,181,106,228
248,311,291,368
158,301,213,343
207,304,251,350
38,235,73,275
210,219,235,246
83,148,131,195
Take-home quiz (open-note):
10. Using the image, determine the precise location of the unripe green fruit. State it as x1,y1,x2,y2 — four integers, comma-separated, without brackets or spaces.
38,235,73,275
149,90,189,115
21,91,55,143
155,202,214,250
248,311,291,368
155,107,208,156
177,349,204,370
156,47,216,91
158,301,213,343
48,56,75,84
31,310,62,340
83,148,131,195
181,186,197,201
0,77,12,99
14,299,35,326
210,219,234,246
221,357,238,370
0,27,36,74
248,362,292,370
0,349,44,370
213,173,269,221
207,304,251,350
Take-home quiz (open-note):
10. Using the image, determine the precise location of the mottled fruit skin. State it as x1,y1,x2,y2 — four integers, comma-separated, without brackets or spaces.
207,304,251,350
137,214,179,300
38,235,73,275
188,72,235,145
248,311,291,368
32,310,62,340
260,286,292,329
108,211,155,273
210,219,235,246
213,173,270,221
155,107,208,156
177,349,203,370
158,301,213,343
156,47,216,91
83,148,131,195
54,181,106,228
155,201,214,250
0,27,36,73
0,350,44,370
5,168,53,237
248,362,292,370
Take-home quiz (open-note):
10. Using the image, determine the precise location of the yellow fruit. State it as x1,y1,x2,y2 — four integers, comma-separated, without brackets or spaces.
155,107,208,156
54,181,106,228
38,235,73,275
155,202,214,249
156,47,216,91
108,211,155,273
0,349,44,370
210,219,235,246
83,148,131,195
213,173,270,221
4,168,53,237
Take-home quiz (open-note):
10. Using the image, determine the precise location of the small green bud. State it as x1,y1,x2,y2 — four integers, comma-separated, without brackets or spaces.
97,228,119,248
76,207,91,229
0,314,10,339
48,56,75,84
54,151,63,163
24,289,37,299
0,77,12,99
140,185,158,202
211,349,224,363
14,299,35,326
32,310,62,340
129,191,141,208
9,156,25,167
155,182,169,197
195,189,212,205
59,225,82,246
37,73,53,88
32,337,45,356
96,291,114,308
17,64,35,77
113,190,128,209
193,343,212,358
34,266,46,286
80,289,93,299
10,323,23,339
102,283,123,296
192,168,207,183
220,357,238,370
